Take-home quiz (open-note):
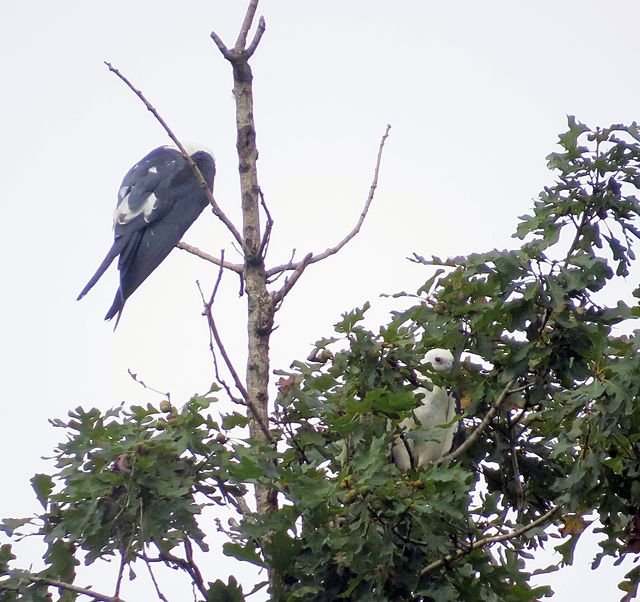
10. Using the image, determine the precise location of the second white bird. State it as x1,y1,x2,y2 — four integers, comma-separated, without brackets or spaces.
391,348,457,470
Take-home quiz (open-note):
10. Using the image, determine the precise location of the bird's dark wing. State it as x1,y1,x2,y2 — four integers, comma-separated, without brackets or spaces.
77,147,184,300
105,150,216,322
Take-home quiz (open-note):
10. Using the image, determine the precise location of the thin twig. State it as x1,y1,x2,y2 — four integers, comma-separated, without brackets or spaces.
127,369,170,402
206,310,249,401
266,124,391,278
436,379,516,465
158,544,208,601
272,252,313,306
195,280,243,406
114,522,137,600
177,242,243,273
104,62,244,248
142,550,170,602
267,249,296,284
198,264,274,444
258,189,273,258
419,504,562,577
25,576,126,602
114,552,126,600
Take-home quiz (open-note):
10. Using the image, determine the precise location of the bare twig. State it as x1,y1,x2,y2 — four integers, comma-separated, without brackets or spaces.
141,550,170,602
114,513,137,599
104,62,244,248
177,242,243,273
419,504,562,577
436,379,516,465
272,252,313,306
195,280,242,406
25,576,126,602
259,189,273,258
127,369,170,402
245,16,267,58
206,313,249,402
267,249,296,284
158,542,208,601
114,552,126,600
210,30,231,60
197,263,274,444
266,124,391,279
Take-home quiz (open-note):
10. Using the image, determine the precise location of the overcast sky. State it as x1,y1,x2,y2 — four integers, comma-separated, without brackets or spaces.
2,1,640,600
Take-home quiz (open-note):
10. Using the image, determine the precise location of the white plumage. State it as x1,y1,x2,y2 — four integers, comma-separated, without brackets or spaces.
391,348,457,471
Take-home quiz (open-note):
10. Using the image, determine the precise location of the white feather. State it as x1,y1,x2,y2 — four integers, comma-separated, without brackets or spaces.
391,349,457,470
114,192,159,226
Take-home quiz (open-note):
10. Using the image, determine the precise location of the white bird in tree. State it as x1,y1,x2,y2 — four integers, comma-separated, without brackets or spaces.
392,348,457,471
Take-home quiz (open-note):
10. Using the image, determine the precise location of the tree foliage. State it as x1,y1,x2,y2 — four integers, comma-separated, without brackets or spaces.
3,119,640,601
3,2,640,598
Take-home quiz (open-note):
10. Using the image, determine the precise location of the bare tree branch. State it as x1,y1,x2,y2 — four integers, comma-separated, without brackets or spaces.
266,124,391,278
435,379,516,465
211,2,265,60
258,189,274,258
234,0,260,50
177,242,243,273
114,548,127,600
158,542,208,601
24,576,127,602
126,369,170,402
209,30,231,60
141,551,170,602
419,504,562,577
245,16,266,58
272,252,313,307
104,62,244,248
197,258,248,402
197,263,274,444
267,249,296,284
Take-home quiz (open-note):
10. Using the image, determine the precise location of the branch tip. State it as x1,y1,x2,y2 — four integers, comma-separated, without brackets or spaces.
266,123,391,279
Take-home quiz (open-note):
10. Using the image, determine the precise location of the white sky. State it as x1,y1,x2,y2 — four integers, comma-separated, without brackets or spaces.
2,1,640,600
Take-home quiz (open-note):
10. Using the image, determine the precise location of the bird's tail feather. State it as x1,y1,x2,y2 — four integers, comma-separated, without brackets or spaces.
105,289,125,325
76,238,125,300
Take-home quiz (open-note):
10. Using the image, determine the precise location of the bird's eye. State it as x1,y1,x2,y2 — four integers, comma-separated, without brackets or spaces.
435,357,442,363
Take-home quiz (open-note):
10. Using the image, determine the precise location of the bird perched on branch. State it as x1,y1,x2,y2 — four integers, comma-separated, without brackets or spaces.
77,145,216,325
391,348,457,471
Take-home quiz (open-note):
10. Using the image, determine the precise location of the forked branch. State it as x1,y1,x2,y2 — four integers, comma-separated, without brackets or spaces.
266,124,391,279
210,1,265,59
436,378,516,465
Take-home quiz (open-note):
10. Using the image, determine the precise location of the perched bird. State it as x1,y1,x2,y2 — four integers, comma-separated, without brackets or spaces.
77,145,216,324
391,348,457,471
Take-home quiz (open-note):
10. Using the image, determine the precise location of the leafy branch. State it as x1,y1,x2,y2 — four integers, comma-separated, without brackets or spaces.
419,504,562,577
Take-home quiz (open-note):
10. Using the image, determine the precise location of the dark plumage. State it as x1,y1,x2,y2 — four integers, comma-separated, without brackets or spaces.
77,145,215,324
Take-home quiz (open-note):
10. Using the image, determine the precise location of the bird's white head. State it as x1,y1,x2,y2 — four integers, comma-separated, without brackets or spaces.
423,348,454,373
